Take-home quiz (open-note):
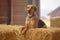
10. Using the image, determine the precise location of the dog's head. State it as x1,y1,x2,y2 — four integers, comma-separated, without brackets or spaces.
26,5,36,14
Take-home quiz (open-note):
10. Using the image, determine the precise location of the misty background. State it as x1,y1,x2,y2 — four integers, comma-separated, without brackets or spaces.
40,0,60,27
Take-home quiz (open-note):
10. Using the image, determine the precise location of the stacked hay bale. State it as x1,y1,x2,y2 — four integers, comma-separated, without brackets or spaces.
51,17,60,27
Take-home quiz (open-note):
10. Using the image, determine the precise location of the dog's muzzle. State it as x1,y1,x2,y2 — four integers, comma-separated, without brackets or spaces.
27,6,32,13
27,9,31,13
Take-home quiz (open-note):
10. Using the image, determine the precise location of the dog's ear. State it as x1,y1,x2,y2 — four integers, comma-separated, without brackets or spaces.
24,5,28,13
24,6,27,12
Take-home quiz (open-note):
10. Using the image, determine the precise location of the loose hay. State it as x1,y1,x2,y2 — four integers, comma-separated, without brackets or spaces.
0,25,60,40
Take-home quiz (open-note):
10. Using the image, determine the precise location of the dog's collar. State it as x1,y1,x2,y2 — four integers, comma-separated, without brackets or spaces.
28,15,35,18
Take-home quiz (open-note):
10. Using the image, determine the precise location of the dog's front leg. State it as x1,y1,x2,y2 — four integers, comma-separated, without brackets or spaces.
21,26,27,34
21,19,29,34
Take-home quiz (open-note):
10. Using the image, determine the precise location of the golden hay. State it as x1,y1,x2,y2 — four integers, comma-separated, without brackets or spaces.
26,28,60,40
0,25,25,40
0,25,60,40
51,18,60,27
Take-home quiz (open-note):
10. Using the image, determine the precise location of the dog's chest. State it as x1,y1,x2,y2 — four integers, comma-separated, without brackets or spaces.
26,17,35,27
26,15,38,28
27,17,34,24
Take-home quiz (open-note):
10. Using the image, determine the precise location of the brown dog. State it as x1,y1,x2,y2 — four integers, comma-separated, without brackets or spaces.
21,5,46,34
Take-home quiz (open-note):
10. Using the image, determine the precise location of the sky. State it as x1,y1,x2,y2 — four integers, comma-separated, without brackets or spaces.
40,0,60,19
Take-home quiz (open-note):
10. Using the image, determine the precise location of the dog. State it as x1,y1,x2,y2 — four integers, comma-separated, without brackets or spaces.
21,5,47,34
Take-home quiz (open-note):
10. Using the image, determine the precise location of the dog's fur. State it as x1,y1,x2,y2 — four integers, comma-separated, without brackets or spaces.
21,5,47,34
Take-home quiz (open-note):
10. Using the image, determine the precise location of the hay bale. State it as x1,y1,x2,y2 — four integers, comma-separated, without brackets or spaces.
0,25,25,40
51,18,60,27
0,25,60,40
51,28,60,40
26,28,60,40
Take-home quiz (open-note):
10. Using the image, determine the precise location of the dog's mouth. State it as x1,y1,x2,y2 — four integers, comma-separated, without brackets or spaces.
28,10,31,13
